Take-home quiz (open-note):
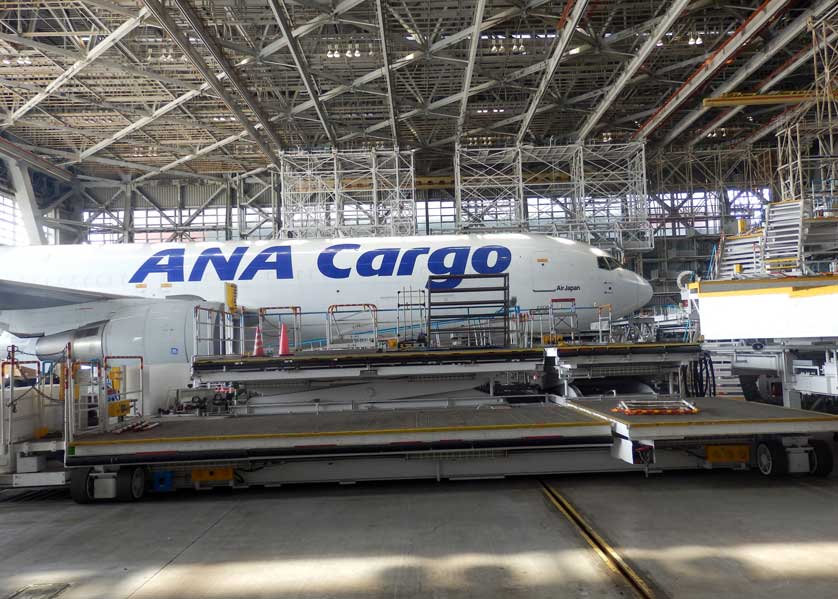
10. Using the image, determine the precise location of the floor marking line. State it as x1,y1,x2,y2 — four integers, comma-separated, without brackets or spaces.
540,481,656,599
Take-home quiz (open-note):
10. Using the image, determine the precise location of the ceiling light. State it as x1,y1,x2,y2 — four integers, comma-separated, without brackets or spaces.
1,58,9,65
354,43,361,57
688,35,695,45
519,42,525,54
695,35,703,45
327,45,333,58
656,40,663,47
368,42,374,56
16,57,24,64
345,46,352,58
512,43,518,52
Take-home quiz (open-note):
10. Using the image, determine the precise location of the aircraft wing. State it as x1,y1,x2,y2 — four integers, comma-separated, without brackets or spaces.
0,279,131,310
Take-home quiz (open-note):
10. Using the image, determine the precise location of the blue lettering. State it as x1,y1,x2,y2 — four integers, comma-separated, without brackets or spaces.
397,247,430,276
428,246,470,290
318,244,360,279
238,246,293,280
188,247,247,282
472,245,512,274
129,249,185,283
357,248,399,277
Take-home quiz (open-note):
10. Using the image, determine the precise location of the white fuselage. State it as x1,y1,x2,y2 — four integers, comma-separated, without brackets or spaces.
0,233,652,340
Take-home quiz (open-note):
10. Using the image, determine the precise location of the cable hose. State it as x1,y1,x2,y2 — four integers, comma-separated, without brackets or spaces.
706,353,717,397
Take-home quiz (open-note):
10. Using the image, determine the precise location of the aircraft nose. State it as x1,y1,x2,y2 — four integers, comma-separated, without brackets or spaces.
637,274,653,308
619,269,653,312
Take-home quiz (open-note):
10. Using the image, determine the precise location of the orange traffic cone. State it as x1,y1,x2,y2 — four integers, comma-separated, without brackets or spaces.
278,322,291,356
253,326,265,357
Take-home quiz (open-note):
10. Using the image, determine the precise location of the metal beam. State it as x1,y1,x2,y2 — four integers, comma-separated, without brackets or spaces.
137,0,553,172
76,90,203,161
692,21,838,146
664,0,834,147
6,159,47,244
292,0,553,120
633,0,792,141
456,0,487,139
0,32,205,92
703,91,817,107
7,8,148,125
74,0,364,164
15,143,222,183
0,136,73,182
339,4,684,144
427,55,707,148
576,0,690,142
739,102,812,146
266,0,337,144
516,0,589,145
374,0,400,145
134,186,178,228
173,0,286,152
143,0,281,170
133,131,250,183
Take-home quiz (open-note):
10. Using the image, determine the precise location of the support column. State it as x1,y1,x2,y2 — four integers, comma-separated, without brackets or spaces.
123,183,134,243
454,143,462,230
6,158,46,244
270,170,279,238
224,176,233,241
60,185,85,244
515,145,526,229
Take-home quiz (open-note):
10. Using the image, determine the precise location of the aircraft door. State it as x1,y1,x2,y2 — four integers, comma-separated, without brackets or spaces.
531,253,556,293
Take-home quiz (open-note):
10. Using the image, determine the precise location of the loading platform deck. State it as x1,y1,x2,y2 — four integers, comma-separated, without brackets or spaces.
66,397,838,466
192,342,701,383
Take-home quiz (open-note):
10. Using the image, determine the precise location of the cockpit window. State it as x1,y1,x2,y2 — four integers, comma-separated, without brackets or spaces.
596,256,622,270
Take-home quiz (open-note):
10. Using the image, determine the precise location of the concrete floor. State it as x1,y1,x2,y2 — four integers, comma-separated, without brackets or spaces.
0,480,632,599
0,471,837,598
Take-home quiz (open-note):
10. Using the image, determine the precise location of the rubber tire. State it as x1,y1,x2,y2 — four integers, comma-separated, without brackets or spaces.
756,440,788,477
116,467,146,501
809,440,834,477
70,468,95,504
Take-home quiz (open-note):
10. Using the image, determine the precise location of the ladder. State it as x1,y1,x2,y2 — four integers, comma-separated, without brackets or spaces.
716,231,763,279
763,199,806,274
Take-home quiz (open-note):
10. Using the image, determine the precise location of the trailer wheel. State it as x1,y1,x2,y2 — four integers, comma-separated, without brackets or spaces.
809,440,834,477
756,441,788,477
70,468,95,504
116,467,146,501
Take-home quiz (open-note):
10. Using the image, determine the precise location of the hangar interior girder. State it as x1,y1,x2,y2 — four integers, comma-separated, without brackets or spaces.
0,0,837,306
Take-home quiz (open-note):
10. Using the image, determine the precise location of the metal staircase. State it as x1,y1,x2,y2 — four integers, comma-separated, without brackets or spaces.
703,343,745,399
762,199,806,274
716,232,763,278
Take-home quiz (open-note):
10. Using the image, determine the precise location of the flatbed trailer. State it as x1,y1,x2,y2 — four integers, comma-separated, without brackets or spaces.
5,342,838,503
59,395,838,502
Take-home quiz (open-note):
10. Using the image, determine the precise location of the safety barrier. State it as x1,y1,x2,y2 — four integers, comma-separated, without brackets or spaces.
327,304,379,349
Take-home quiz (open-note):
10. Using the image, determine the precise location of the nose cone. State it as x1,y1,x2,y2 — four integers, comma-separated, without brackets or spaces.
617,269,653,314
636,274,654,309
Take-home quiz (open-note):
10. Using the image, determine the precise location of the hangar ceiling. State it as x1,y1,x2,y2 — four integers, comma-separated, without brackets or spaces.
0,0,832,182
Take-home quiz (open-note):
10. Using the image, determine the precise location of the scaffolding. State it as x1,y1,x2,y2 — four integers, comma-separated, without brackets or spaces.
810,12,838,214
454,143,652,253
279,149,416,239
